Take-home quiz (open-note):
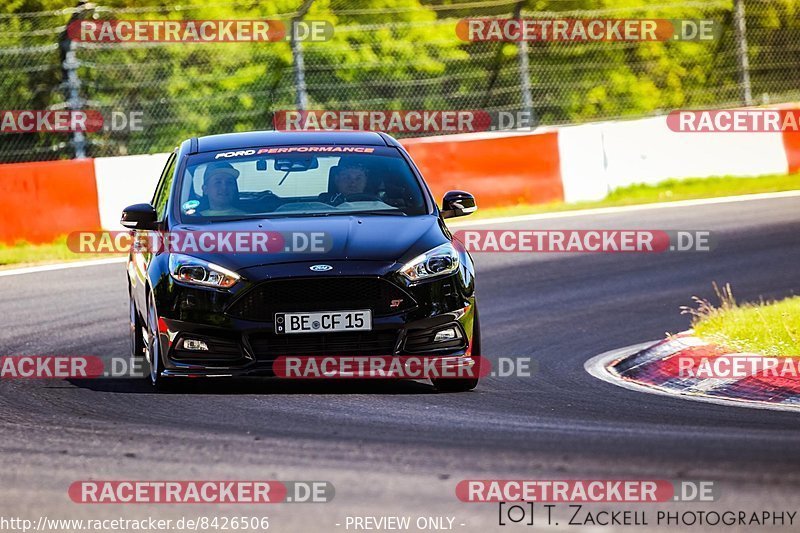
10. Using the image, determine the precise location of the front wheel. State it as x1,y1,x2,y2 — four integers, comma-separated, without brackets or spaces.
145,292,170,391
130,296,146,359
432,307,481,392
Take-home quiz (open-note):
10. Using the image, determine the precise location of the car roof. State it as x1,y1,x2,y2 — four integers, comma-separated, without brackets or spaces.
192,130,399,154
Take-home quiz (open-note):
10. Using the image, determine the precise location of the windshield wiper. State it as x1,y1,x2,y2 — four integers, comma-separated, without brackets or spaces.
347,209,407,216
197,216,260,223
201,210,407,221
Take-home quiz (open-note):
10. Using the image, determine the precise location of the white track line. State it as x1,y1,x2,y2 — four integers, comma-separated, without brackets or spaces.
0,257,126,278
449,189,800,227
585,342,800,414
1,189,797,277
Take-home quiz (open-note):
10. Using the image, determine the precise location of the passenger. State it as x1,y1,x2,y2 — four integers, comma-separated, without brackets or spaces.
200,162,246,216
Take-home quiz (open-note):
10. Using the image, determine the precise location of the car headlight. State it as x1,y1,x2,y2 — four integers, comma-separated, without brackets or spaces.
399,243,460,282
169,254,241,289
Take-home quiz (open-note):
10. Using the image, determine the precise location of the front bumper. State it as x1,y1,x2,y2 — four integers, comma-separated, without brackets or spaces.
152,267,477,378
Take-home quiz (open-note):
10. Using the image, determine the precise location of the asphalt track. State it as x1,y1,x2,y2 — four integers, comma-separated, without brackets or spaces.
1,194,799,532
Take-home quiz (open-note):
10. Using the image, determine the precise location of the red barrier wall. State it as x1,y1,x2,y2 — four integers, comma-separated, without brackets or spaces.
401,131,563,208
781,113,800,174
0,159,100,244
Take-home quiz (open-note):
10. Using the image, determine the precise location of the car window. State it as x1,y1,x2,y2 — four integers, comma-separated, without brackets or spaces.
192,158,334,197
177,146,427,220
153,153,177,220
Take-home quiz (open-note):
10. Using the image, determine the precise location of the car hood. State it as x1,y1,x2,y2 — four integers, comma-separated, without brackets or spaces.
170,214,448,272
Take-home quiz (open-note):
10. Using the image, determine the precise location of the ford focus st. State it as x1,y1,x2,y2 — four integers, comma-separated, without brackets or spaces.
122,131,480,391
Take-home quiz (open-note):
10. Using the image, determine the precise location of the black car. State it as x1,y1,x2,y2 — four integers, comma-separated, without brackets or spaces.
123,131,480,391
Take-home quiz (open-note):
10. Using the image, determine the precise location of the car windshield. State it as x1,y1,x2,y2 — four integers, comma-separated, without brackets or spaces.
177,145,428,221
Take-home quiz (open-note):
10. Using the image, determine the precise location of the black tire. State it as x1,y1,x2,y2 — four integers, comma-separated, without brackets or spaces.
433,306,481,392
145,291,171,391
130,295,146,359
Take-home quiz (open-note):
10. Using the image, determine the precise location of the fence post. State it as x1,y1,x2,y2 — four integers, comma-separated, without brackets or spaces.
732,0,752,106
291,0,315,111
514,2,534,127
59,1,93,159
291,35,308,111
517,39,533,125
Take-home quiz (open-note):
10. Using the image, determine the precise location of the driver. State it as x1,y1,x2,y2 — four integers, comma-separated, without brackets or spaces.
335,164,368,196
200,162,246,216
320,162,370,205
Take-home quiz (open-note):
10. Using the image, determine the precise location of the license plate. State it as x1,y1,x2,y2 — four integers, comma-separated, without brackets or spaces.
275,310,372,334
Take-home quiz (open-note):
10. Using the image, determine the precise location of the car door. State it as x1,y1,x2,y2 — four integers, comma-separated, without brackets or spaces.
131,152,177,310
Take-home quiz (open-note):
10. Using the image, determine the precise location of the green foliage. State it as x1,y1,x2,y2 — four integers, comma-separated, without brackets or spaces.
688,284,800,357
3,0,800,161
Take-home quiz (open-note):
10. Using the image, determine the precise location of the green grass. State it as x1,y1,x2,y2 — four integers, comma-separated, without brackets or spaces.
0,172,798,268
0,236,119,270
687,284,800,357
466,172,799,221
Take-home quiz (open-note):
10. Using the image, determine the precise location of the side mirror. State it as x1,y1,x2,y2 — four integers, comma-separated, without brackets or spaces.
441,190,477,219
121,203,158,230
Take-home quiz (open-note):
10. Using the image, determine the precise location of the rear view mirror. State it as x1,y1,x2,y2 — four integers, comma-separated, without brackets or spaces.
275,157,319,172
121,203,158,230
441,190,477,219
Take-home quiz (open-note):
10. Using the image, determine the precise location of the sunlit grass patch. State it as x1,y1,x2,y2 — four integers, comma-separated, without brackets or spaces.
684,283,800,357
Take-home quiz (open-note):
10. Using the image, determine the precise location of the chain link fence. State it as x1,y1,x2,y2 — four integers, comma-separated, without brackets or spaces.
1,0,799,163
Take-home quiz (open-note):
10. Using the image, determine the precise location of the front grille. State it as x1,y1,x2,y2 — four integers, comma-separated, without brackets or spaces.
226,277,416,322
248,330,399,358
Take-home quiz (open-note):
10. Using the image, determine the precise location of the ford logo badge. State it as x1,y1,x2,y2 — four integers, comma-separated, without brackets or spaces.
309,264,333,272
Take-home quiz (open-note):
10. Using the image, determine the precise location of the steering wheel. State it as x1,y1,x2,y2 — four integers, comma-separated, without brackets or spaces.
343,193,381,202
253,189,276,201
